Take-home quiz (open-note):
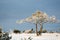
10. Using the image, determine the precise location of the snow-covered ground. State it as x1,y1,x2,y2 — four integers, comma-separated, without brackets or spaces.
9,33,60,40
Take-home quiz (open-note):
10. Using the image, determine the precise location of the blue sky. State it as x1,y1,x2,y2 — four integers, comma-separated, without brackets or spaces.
0,0,60,32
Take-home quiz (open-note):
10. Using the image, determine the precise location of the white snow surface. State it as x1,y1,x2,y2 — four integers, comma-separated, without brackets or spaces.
9,33,60,40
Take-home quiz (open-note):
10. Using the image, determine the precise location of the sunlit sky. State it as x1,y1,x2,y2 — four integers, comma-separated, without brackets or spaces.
0,0,60,32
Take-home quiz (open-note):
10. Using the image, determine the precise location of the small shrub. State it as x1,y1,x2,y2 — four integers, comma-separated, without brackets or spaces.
0,27,2,33
42,30,47,33
50,31,54,33
23,30,25,33
13,29,21,33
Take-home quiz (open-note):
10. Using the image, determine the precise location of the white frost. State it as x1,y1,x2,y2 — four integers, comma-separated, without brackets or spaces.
10,33,60,40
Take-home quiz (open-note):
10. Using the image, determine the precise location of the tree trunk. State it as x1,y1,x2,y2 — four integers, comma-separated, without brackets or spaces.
36,24,38,36
40,23,43,35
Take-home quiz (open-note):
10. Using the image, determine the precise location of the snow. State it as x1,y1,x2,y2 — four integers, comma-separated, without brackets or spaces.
9,33,60,40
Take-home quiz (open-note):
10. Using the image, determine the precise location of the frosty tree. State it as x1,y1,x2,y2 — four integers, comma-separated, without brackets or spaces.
16,10,60,36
